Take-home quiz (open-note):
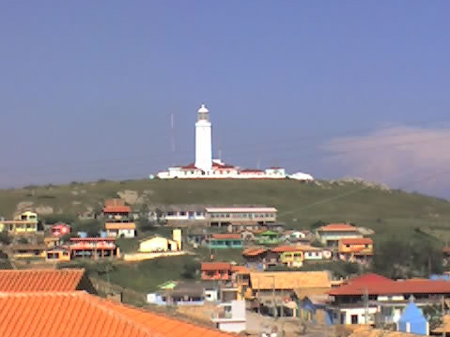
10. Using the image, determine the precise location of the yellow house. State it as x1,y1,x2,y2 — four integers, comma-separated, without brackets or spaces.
271,245,304,268
0,211,39,234
11,244,47,259
46,248,71,262
138,229,182,253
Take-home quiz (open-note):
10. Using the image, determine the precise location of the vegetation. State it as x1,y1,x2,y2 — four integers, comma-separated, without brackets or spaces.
372,237,443,278
0,179,449,243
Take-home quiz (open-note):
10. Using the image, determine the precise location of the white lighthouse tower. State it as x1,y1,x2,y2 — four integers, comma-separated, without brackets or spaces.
195,103,213,171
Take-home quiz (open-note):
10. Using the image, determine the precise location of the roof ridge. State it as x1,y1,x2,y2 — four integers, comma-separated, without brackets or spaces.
86,294,225,337
0,268,85,273
77,293,160,337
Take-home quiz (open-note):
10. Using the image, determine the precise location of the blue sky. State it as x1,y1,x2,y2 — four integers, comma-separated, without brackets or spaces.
1,1,450,196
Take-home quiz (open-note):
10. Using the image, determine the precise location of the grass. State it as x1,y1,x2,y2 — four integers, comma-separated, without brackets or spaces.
1,179,449,243
3,178,450,292
95,255,197,293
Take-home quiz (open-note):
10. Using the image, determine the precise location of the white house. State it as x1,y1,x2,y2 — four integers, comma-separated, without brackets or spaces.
211,300,246,333
105,223,136,238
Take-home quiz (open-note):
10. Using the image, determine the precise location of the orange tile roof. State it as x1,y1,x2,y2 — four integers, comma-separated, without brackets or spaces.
0,292,233,337
231,265,250,273
105,222,136,230
0,269,86,292
340,238,373,245
242,247,268,256
318,223,359,232
201,262,232,271
271,245,304,253
210,234,241,240
250,271,331,290
103,205,131,213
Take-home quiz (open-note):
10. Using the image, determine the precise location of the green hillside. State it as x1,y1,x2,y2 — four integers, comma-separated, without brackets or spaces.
1,179,450,242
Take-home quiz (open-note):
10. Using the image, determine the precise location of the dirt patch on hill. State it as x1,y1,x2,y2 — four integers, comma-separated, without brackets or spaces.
118,190,139,205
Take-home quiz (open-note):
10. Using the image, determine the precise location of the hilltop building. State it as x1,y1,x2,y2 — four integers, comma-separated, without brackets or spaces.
156,104,314,181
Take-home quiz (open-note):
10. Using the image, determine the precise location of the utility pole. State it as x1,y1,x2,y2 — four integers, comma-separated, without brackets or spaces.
442,295,445,337
363,287,369,325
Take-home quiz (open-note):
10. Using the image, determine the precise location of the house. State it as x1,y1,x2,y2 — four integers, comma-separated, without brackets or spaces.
0,211,40,234
327,273,450,326
147,282,205,306
256,230,282,245
50,223,71,237
0,291,235,337
212,300,247,333
11,244,47,259
45,247,71,262
0,268,97,294
206,234,243,249
247,271,332,316
202,262,233,281
271,245,304,268
300,295,332,325
316,223,363,247
398,301,429,335
69,237,119,259
44,237,62,249
338,238,374,263
105,223,136,238
206,206,278,228
103,200,136,239
299,245,326,261
150,205,207,225
242,247,270,270
138,229,182,252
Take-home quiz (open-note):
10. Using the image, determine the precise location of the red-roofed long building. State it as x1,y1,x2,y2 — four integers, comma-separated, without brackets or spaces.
327,273,450,326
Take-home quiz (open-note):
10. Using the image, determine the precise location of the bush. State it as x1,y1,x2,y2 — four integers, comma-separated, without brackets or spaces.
181,260,200,279
0,232,11,245
42,214,76,225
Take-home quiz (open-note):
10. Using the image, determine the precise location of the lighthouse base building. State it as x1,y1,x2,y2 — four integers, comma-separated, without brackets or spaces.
155,104,313,181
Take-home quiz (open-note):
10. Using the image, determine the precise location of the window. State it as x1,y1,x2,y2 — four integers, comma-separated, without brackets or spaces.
196,211,203,216
180,211,186,216
346,244,350,248
365,244,369,248
167,211,175,216
351,315,358,324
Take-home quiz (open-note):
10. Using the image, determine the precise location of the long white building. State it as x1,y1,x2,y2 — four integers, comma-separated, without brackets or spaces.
156,103,313,181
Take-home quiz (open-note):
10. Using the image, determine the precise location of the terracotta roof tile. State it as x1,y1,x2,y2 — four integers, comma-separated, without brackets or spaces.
210,234,241,240
271,245,304,253
0,292,233,337
250,271,331,290
242,248,268,257
105,223,136,230
103,206,131,213
329,278,450,296
318,223,359,232
0,269,86,292
340,238,373,245
201,262,231,271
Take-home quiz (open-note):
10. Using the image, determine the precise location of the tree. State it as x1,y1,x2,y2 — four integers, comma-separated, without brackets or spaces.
0,232,10,245
182,260,200,279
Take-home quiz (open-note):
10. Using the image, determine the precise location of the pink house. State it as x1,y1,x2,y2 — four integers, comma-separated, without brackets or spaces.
50,223,71,237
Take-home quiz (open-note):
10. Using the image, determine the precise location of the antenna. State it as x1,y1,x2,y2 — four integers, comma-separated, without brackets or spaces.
170,113,175,166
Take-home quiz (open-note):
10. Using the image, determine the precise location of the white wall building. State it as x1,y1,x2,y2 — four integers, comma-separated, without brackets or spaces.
211,300,246,333
155,103,314,181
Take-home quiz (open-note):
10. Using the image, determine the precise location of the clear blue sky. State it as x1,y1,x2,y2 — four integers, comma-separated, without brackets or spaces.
1,1,450,196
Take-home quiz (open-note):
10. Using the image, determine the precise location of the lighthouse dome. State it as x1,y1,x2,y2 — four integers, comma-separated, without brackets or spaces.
198,104,209,114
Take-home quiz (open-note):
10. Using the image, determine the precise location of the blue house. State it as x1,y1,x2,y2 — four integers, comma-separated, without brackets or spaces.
299,295,332,325
398,301,429,335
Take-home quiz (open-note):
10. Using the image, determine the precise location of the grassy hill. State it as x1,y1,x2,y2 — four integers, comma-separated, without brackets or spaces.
1,179,450,242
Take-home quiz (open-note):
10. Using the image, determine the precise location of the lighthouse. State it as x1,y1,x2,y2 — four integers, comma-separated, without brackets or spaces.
195,103,213,171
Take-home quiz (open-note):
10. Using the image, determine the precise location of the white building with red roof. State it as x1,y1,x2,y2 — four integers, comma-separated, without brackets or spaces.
155,104,313,181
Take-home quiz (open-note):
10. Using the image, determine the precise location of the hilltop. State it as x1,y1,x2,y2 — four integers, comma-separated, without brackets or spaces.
1,178,450,242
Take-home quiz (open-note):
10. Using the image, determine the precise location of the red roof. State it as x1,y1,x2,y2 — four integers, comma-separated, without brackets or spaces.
340,238,373,245
103,205,131,213
271,245,304,253
318,223,359,232
240,169,265,173
242,248,268,257
180,163,201,170
210,234,241,240
346,273,393,285
0,291,233,337
201,262,232,271
329,278,450,296
70,237,116,242
0,269,86,292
